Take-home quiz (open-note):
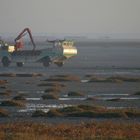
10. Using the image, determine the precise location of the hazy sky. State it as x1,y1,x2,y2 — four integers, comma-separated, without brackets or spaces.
0,0,140,37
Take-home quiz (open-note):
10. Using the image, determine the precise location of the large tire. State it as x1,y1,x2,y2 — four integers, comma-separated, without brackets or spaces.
16,62,24,67
43,61,50,67
2,57,10,67
42,56,51,67
56,62,63,67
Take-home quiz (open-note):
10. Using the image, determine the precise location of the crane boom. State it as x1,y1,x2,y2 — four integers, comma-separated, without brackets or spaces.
15,28,36,51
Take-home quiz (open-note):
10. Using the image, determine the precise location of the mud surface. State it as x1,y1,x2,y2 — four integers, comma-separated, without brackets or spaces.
0,43,140,123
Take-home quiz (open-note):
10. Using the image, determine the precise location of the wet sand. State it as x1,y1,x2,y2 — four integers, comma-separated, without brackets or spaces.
0,71,140,123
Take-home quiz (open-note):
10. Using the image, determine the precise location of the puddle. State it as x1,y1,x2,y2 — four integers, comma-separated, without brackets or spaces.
18,109,49,113
18,90,44,94
59,97,86,101
81,80,89,83
63,95,68,97
107,107,136,109
87,93,140,101
18,103,72,113
88,93,129,97
59,94,139,101
36,91,45,94
26,98,41,101
99,97,140,101
121,97,140,100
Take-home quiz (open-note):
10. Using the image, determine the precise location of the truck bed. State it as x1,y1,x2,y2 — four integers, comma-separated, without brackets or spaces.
11,50,42,56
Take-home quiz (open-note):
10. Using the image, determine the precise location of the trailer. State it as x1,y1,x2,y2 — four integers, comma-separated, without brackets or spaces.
0,28,77,67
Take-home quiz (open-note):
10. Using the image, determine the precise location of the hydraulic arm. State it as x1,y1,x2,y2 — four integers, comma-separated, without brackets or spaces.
15,28,36,51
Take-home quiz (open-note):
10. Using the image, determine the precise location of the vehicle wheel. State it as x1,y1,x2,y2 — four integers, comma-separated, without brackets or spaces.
43,61,50,67
56,62,63,67
2,57,10,67
16,62,24,67
42,57,51,67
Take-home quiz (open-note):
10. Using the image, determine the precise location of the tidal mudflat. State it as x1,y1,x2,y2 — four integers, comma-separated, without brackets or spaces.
0,43,140,139
0,72,140,123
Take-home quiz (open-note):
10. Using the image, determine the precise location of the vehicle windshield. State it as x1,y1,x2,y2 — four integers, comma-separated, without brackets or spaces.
62,41,74,46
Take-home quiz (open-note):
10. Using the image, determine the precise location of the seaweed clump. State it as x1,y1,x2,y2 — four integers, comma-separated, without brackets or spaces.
67,91,85,97
44,75,80,82
32,104,140,118
42,93,58,100
0,80,8,85
0,108,9,117
0,100,25,107
133,91,140,95
13,94,26,100
89,76,140,83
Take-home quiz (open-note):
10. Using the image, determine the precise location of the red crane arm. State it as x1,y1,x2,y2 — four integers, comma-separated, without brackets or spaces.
15,28,36,50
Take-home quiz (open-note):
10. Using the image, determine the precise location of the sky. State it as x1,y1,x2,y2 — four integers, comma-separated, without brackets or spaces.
0,0,140,38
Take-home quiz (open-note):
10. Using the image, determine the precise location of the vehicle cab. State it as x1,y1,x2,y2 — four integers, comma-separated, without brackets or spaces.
61,41,77,59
